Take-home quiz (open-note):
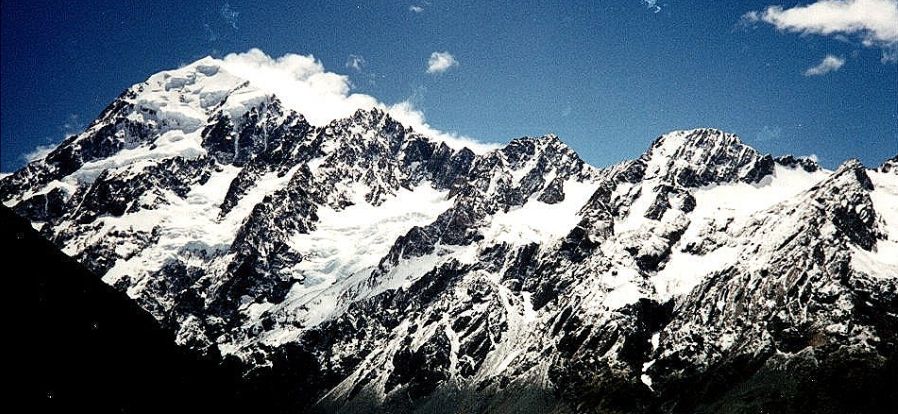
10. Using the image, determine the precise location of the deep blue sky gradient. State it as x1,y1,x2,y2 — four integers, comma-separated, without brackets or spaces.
2,0,896,171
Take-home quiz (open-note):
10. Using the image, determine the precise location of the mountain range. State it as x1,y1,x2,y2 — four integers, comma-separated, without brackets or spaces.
4,56,898,413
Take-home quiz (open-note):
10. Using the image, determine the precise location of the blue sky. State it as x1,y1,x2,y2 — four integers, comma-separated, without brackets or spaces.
2,0,896,171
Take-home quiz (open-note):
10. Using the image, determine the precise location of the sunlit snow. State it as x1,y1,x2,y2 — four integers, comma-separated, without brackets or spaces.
282,183,454,328
483,179,598,246
853,170,898,278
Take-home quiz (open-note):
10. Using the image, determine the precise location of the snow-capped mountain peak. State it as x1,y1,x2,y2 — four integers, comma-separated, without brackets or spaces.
3,60,896,413
642,128,776,187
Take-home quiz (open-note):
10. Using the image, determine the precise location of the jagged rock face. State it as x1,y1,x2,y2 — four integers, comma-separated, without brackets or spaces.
3,56,898,413
641,128,775,187
650,162,893,395
776,154,821,173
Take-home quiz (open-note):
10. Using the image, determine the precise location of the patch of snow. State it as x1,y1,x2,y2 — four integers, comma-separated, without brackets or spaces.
143,57,247,115
384,252,450,291
103,159,297,289
13,178,80,206
219,88,272,121
615,185,656,234
644,130,688,179
678,164,828,247
494,349,522,375
692,164,829,218
580,267,645,313
641,359,657,390
445,324,460,376
508,154,539,182
852,171,898,278
521,291,538,322
306,155,326,173
718,332,736,350
852,243,898,279
651,164,829,299
653,246,738,300
483,179,598,245
281,183,453,328
602,280,643,310
450,243,481,265
496,277,519,319
71,130,206,185
101,165,243,285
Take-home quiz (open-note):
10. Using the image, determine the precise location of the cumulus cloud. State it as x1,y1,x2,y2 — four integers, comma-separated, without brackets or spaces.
409,5,425,13
804,54,846,75
641,0,661,13
426,51,459,74
217,49,495,153
743,0,898,61
346,54,366,72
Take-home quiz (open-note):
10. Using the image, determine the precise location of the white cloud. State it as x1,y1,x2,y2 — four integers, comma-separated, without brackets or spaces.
21,114,85,163
387,101,496,153
61,113,84,135
217,49,495,153
757,125,783,141
409,5,425,13
426,51,459,74
804,54,846,75
220,49,376,127
220,2,239,30
744,0,898,60
641,0,661,13
203,23,218,42
346,54,366,72
23,144,55,163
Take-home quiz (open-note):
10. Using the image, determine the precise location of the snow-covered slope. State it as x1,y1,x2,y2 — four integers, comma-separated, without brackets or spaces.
3,56,897,413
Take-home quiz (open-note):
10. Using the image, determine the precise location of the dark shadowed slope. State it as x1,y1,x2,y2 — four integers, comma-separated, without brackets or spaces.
4,204,255,413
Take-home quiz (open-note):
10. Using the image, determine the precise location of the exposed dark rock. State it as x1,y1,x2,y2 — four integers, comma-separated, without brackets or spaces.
776,154,821,173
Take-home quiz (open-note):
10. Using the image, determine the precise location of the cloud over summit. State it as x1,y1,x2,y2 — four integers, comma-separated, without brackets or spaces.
216,49,494,153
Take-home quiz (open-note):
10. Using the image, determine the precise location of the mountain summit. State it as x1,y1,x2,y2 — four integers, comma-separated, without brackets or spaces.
4,56,897,413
